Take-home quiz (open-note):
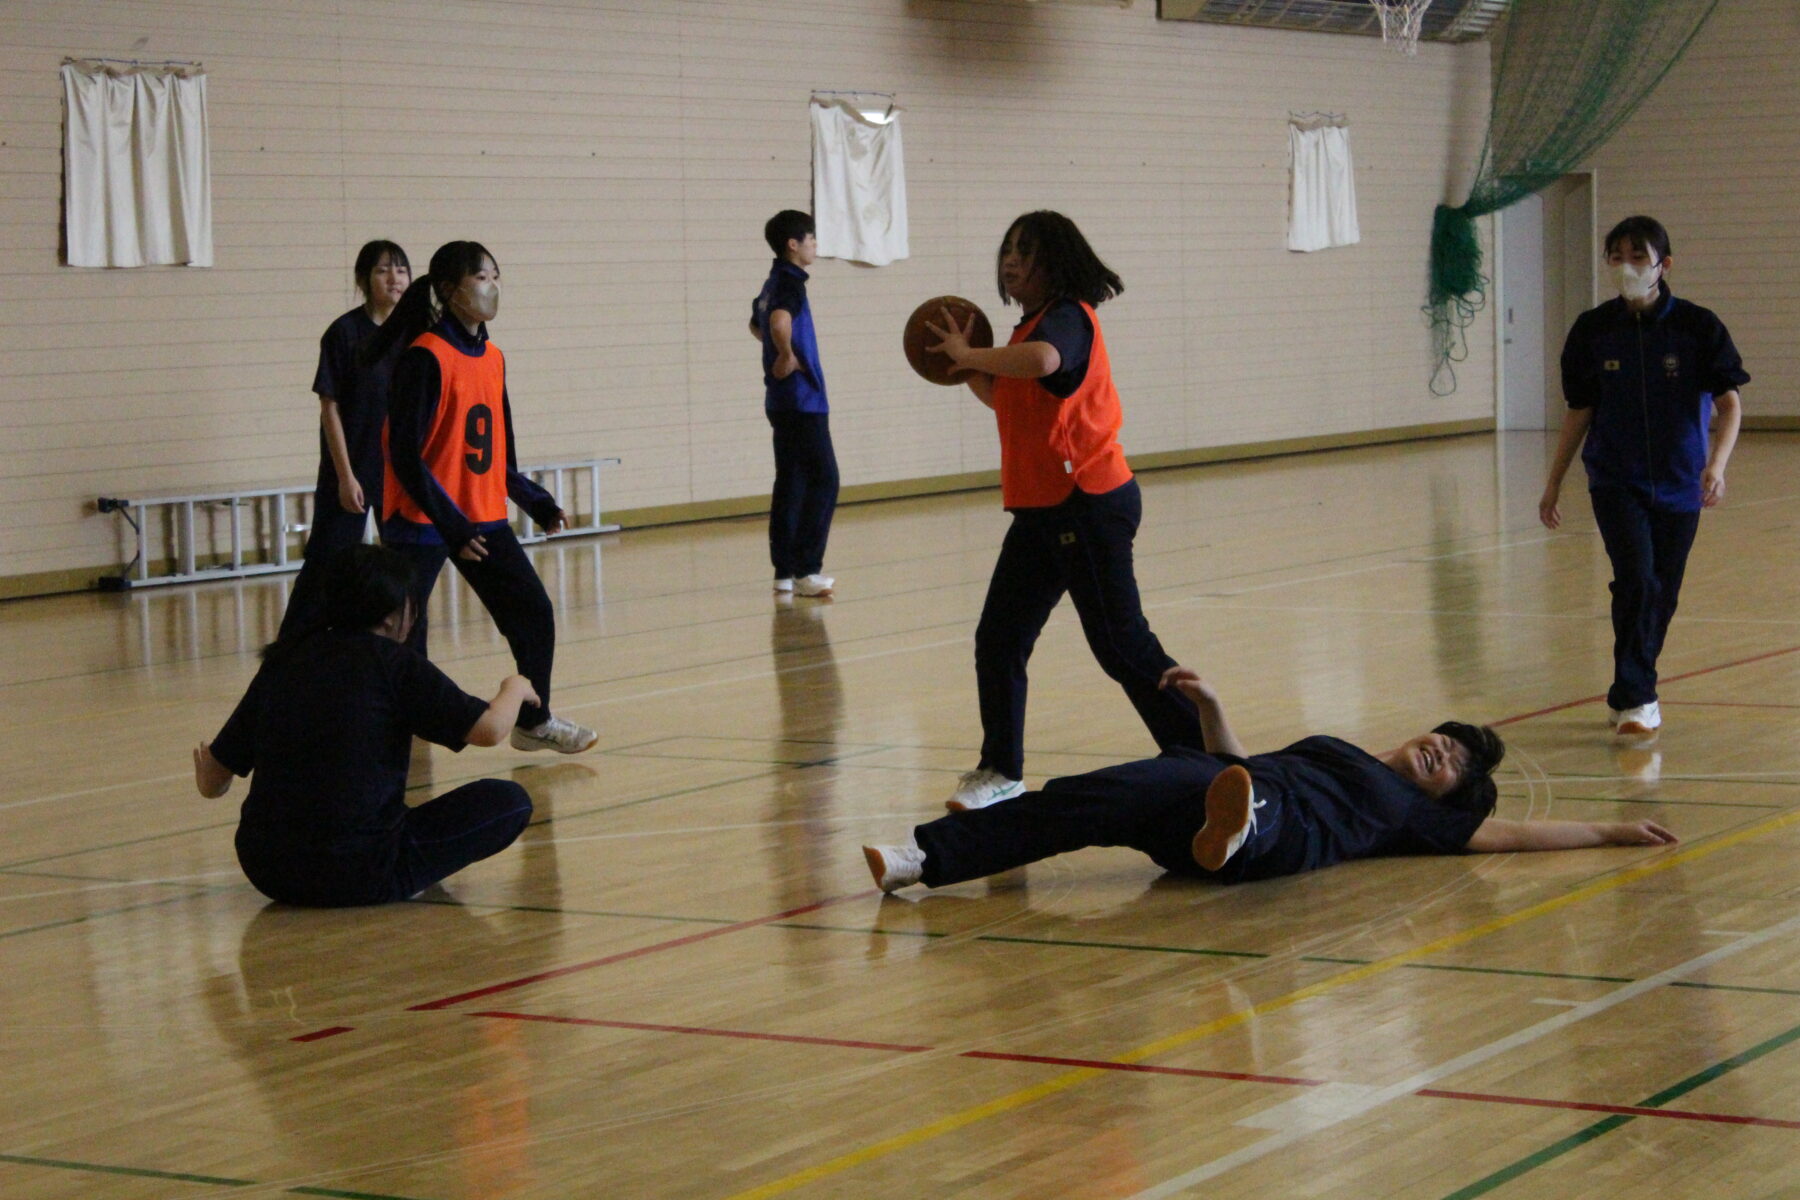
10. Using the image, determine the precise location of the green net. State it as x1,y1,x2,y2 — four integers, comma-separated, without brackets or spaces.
1426,0,1721,394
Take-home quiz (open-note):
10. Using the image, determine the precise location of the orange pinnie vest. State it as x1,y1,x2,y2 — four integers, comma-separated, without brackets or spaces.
990,301,1132,508
383,332,511,526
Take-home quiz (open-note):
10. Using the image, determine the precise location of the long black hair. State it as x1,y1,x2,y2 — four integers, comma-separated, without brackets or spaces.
360,240,496,366
996,211,1123,307
1432,721,1506,820
352,239,410,300
262,544,415,660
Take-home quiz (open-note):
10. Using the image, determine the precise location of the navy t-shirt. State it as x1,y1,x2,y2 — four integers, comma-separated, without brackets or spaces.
1220,736,1484,883
210,630,489,853
1019,299,1093,399
312,307,401,494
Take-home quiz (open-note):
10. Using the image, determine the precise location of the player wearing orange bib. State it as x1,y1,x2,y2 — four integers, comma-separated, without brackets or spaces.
927,211,1204,812
362,241,595,755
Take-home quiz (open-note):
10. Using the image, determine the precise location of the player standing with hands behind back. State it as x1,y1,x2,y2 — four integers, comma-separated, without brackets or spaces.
1539,216,1748,740
362,240,596,755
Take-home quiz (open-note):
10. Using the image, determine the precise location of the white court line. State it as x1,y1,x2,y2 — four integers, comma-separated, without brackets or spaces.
1124,910,1800,1199
0,867,244,904
0,771,189,813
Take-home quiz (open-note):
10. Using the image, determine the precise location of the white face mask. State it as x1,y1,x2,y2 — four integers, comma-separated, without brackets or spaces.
452,276,500,323
1608,259,1661,302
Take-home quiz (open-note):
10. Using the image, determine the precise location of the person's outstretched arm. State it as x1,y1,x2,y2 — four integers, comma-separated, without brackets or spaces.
464,675,541,746
1466,817,1676,853
1159,667,1247,758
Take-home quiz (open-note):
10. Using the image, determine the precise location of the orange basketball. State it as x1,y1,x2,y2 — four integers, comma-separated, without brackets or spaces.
903,295,995,386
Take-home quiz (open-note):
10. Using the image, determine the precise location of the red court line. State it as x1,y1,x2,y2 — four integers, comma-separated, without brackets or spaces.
474,1009,933,1053
405,891,876,1012
1416,1087,1800,1130
1494,644,1800,728
289,1026,354,1043
470,1008,1800,1130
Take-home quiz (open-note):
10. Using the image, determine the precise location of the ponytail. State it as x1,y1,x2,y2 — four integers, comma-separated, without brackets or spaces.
359,274,438,366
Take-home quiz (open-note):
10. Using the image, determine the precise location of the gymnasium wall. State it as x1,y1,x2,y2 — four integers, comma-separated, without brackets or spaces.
1583,0,1798,423
0,0,1495,597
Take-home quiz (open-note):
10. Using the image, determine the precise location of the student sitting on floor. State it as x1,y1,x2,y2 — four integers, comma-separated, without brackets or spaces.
194,544,539,907
864,667,1676,892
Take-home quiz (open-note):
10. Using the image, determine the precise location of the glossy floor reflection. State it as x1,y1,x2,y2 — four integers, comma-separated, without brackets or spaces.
2,431,1798,1199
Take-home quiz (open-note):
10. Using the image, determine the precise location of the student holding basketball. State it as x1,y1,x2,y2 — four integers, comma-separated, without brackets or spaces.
361,241,596,755
196,545,539,907
1539,216,1748,740
862,666,1676,893
278,239,411,639
749,210,838,598
925,211,1203,813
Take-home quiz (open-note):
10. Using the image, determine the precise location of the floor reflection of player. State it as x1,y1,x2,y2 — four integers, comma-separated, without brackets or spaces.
204,897,566,1197
767,600,846,914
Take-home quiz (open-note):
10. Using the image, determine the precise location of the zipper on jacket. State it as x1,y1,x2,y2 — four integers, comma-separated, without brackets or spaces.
1635,312,1656,503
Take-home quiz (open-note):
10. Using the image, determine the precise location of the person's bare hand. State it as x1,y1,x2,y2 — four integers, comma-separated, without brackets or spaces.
1538,483,1563,530
1700,466,1726,508
772,350,800,380
924,308,977,364
337,477,366,514
1606,819,1677,846
458,535,490,562
1159,665,1216,703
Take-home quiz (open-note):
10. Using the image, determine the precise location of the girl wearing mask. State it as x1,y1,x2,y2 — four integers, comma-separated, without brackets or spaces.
362,241,596,754
1539,216,1749,739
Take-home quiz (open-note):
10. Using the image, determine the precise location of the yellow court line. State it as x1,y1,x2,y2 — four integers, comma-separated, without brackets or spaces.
723,806,1800,1200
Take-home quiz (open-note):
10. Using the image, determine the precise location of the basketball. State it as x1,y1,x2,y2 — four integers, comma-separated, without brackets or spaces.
903,295,994,386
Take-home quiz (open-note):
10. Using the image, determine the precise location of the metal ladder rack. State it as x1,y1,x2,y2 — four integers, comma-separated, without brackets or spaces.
97,457,620,590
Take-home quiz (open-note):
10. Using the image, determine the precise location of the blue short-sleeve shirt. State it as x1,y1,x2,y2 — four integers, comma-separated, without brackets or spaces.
753,259,828,415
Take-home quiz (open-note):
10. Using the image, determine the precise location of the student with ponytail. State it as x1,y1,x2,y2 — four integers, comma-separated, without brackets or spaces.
363,241,595,754
194,545,539,907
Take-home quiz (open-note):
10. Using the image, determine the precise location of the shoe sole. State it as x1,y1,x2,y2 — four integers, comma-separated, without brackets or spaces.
795,587,833,597
945,782,1024,813
511,732,599,754
864,845,899,893
1614,721,1659,740
1193,765,1254,872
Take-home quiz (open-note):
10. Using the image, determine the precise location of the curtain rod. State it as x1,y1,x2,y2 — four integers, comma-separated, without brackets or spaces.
811,89,896,99
65,56,204,69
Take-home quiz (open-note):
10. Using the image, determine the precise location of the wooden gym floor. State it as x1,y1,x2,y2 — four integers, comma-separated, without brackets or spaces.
2,430,1798,1199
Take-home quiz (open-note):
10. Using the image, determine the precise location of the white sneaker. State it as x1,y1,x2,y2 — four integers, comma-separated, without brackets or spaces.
945,768,1024,813
773,577,795,593
510,715,597,754
864,844,925,892
1192,765,1267,872
795,574,834,597
1612,701,1661,738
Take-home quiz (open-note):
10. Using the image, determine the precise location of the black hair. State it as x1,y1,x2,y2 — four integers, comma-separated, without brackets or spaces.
351,239,410,299
261,544,415,661
996,210,1124,308
360,240,497,366
1432,721,1506,820
1603,215,1672,263
764,210,814,257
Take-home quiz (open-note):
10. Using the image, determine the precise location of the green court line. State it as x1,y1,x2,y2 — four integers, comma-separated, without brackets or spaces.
1439,1019,1800,1199
978,933,1265,958
0,820,239,871
0,1151,253,1186
0,888,222,942
776,921,944,939
0,1149,437,1198
1668,980,1800,998
1400,962,1634,984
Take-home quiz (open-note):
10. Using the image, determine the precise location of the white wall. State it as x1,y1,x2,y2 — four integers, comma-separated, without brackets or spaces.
0,0,1495,593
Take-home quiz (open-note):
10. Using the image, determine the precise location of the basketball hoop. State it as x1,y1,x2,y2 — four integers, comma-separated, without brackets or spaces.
1371,0,1431,55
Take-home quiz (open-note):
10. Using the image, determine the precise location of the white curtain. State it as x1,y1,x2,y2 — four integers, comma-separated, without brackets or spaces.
1287,120,1360,253
810,98,908,267
61,60,212,268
